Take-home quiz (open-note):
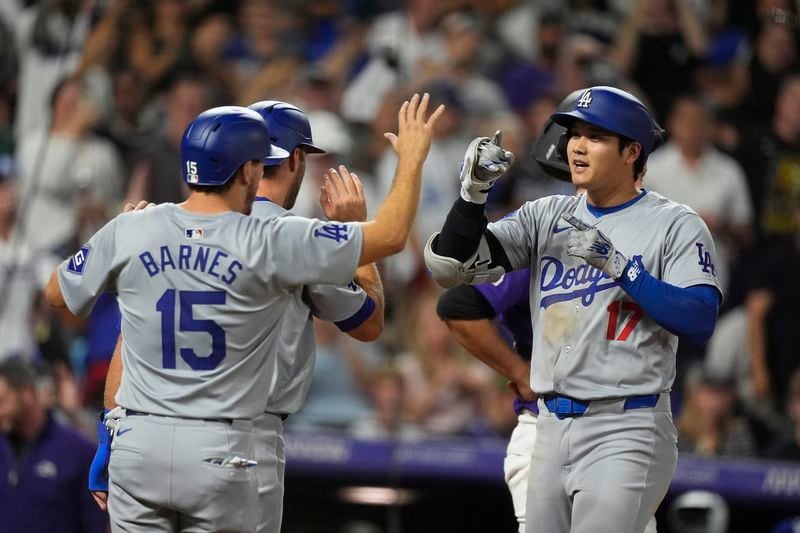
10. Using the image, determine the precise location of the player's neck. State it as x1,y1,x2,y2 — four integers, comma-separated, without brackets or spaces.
585,183,639,209
257,180,288,209
180,191,239,214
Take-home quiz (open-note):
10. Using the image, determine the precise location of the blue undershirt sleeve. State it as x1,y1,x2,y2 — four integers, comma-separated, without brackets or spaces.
617,258,720,343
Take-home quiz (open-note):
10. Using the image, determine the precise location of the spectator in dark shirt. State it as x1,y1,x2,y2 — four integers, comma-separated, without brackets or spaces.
766,369,800,462
746,199,800,411
610,0,709,121
0,358,107,533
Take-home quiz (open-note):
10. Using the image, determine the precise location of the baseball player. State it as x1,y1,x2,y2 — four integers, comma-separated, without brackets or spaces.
425,86,721,533
436,94,661,533
46,95,444,532
246,100,384,533
87,101,385,531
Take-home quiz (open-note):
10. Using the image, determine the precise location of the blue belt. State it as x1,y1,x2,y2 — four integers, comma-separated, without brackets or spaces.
543,394,659,420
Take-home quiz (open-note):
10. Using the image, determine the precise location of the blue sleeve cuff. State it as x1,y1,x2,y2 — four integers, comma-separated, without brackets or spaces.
334,296,376,332
88,411,111,492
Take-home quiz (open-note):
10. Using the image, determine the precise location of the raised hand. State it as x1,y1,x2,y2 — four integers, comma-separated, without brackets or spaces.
459,129,515,204
320,165,367,222
123,200,156,213
383,93,445,169
561,213,629,279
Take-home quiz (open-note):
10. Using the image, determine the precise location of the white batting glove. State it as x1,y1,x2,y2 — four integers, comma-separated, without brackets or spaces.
562,213,628,279
103,406,124,432
459,130,515,204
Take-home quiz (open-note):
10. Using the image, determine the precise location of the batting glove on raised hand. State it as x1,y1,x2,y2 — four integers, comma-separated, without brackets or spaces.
562,213,628,279
459,130,515,204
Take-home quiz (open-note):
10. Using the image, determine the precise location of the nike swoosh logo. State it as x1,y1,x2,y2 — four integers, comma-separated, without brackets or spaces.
553,226,571,234
117,428,133,436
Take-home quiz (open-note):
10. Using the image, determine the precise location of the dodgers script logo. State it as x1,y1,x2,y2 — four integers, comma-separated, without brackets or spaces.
538,255,642,308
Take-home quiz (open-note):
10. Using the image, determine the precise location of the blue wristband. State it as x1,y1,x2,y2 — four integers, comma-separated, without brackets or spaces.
88,410,112,492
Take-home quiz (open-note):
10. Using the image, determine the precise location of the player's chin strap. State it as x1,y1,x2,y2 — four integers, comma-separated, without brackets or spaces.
424,232,505,288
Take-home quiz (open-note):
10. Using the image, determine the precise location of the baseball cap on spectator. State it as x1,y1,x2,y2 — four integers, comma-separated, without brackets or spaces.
306,110,354,155
424,79,464,112
705,29,748,67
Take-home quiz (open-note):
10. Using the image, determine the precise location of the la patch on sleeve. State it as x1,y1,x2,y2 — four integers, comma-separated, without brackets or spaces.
67,246,90,275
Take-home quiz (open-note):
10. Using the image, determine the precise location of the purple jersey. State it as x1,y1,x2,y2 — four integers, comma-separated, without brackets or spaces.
475,268,537,415
475,268,533,360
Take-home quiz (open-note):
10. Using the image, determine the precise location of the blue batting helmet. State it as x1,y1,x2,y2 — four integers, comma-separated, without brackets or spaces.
247,101,326,157
180,106,290,186
551,86,663,158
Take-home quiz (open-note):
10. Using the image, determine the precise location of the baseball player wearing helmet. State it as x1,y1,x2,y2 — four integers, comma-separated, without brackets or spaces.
46,95,444,532
425,86,721,533
435,90,660,533
246,100,384,533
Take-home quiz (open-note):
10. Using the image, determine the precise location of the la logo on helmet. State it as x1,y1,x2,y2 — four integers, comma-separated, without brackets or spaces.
577,89,593,108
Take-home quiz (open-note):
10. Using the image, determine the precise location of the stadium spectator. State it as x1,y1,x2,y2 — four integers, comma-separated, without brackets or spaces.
340,0,449,124
610,0,709,121
677,364,757,457
734,73,800,240
746,199,800,412
0,175,60,361
124,70,215,205
15,77,123,257
740,20,798,124
396,288,490,435
10,0,93,138
94,67,157,176
352,367,423,440
223,0,303,104
765,369,800,462
0,358,107,533
645,93,753,292
127,0,196,87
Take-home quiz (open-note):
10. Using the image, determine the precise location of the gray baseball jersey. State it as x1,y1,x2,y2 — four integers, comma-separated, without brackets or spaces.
251,198,372,414
57,203,362,420
488,190,721,399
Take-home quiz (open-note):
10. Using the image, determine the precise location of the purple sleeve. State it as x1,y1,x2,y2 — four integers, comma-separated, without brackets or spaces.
474,268,531,315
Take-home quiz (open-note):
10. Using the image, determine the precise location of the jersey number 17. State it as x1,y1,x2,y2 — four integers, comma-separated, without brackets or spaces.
606,300,643,341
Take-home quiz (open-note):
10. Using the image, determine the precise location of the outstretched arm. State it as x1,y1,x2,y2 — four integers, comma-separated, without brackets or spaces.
359,93,444,265
319,166,384,341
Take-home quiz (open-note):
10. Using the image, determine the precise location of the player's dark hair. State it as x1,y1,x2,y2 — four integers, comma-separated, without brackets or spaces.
618,135,645,180
262,164,280,180
0,358,38,390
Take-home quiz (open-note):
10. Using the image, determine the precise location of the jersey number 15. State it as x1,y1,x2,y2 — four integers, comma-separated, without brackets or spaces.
156,289,227,370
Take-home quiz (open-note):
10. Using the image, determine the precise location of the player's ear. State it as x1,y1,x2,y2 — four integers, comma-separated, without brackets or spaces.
625,142,642,166
287,148,302,173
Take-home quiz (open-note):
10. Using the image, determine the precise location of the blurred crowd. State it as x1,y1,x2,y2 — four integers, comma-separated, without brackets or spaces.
1,0,800,528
